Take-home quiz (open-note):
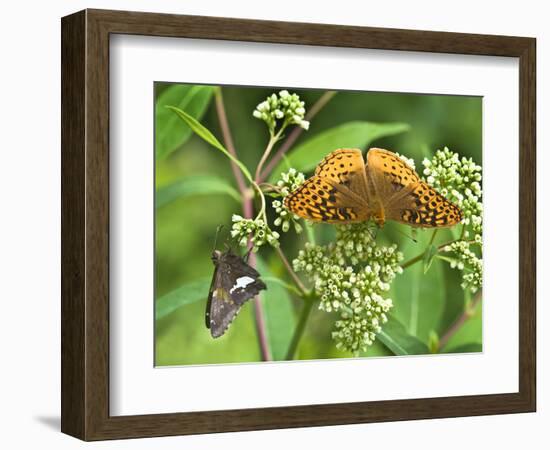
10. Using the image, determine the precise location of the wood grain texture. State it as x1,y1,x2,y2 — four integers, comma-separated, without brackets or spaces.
61,10,86,439
88,8,532,56
60,8,537,441
518,38,536,409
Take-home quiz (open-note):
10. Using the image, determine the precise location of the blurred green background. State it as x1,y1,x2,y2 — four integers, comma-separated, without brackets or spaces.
154,83,482,366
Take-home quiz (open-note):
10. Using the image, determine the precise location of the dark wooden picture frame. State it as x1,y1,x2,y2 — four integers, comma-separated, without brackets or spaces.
61,9,536,441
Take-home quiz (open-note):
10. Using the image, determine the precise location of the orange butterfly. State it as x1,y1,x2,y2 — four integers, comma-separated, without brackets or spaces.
284,148,462,228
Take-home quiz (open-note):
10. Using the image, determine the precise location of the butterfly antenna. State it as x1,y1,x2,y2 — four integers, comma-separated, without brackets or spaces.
394,226,418,243
212,225,224,252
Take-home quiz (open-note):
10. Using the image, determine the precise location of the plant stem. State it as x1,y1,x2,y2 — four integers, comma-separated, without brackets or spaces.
247,251,272,361
438,289,482,351
252,127,286,222
252,181,267,222
262,276,303,297
254,128,284,183
259,91,336,182
215,89,248,201
215,88,271,361
400,252,425,270
401,238,476,270
305,222,316,245
285,299,315,360
408,270,420,336
275,246,307,294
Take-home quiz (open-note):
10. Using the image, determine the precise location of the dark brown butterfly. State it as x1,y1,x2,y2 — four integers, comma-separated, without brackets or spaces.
205,248,267,338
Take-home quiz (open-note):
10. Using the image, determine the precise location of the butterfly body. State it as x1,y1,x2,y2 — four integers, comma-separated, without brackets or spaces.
206,249,266,338
284,148,462,228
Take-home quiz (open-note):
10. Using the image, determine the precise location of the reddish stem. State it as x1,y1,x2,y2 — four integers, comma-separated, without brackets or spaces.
247,250,272,360
275,246,307,294
259,91,336,182
438,289,483,351
215,88,272,361
215,90,248,200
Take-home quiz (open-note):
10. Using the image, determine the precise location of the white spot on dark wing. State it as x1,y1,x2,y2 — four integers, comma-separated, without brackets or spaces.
229,276,255,294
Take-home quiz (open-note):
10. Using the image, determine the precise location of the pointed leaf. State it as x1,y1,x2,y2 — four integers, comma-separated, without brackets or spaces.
155,277,211,320
423,244,439,274
269,121,410,181
167,106,253,183
156,175,241,208
156,85,215,159
377,314,430,355
390,232,446,343
257,258,296,361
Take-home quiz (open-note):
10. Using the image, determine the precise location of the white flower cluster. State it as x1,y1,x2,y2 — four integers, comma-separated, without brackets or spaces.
293,223,403,354
275,167,306,196
395,152,416,170
272,168,306,233
443,241,483,293
252,90,310,134
422,147,483,239
422,147,483,292
231,215,280,251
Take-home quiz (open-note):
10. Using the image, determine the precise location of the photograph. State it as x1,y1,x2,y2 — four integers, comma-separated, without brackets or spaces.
154,83,483,366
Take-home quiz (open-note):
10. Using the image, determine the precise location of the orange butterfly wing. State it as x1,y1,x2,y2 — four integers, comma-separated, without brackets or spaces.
285,147,463,228
366,148,463,227
284,149,370,223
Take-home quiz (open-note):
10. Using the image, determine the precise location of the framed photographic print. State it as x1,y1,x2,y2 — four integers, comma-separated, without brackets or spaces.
61,9,536,441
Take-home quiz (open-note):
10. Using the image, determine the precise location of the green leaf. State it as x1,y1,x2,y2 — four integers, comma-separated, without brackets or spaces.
437,262,466,334
390,232,446,343
167,106,253,183
156,85,215,160
269,121,410,181
156,175,241,208
262,277,302,297
167,105,226,152
257,257,296,361
442,342,482,353
155,277,211,320
423,244,438,274
377,314,430,355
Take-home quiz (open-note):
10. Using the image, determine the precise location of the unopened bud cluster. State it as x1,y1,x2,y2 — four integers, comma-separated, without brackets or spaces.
231,215,280,252
423,147,483,292
253,90,309,135
272,168,306,233
443,240,482,292
293,223,403,354
422,147,483,238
